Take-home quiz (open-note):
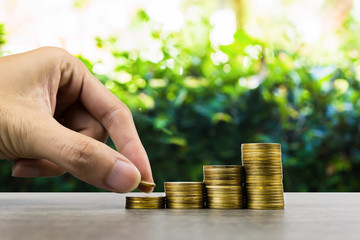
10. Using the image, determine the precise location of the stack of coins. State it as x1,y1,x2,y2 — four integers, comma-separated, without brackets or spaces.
203,165,244,209
242,143,284,210
164,182,204,209
125,196,165,209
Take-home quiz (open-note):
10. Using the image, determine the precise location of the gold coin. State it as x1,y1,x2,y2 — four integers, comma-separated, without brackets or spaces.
125,196,165,209
205,185,242,189
166,199,204,205
246,195,284,200
242,151,281,155
245,175,283,179
204,181,241,185
165,182,203,186
242,160,282,163
138,181,156,188
126,199,165,203
246,206,284,210
241,143,281,148
126,196,165,201
245,183,283,188
244,171,282,175
207,204,244,209
164,190,204,194
247,203,284,207
165,193,203,197
207,199,243,204
246,189,284,193
204,165,242,169
206,191,243,195
126,205,165,209
244,165,282,169
242,157,282,162
166,196,204,201
204,168,242,173
204,178,242,182
203,174,242,179
245,179,283,183
242,161,282,165
204,171,241,175
242,152,281,156
165,195,203,199
246,199,284,203
206,195,243,199
166,204,204,209
165,186,204,190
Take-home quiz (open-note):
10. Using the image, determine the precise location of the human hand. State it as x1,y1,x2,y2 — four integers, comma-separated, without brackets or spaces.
0,47,154,193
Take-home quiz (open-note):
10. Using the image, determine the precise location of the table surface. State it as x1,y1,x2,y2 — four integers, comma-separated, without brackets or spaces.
0,193,359,240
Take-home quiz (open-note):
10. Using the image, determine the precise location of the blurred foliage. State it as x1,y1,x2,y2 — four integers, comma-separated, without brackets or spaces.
0,23,6,56
2,7,360,192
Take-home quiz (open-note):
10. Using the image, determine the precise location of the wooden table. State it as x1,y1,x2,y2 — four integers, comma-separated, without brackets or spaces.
0,193,358,240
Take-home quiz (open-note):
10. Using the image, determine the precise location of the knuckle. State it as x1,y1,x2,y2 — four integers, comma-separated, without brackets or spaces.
62,140,96,172
39,46,69,56
102,103,133,129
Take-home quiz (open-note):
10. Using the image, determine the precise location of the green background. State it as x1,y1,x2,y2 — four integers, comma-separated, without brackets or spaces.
1,3,360,192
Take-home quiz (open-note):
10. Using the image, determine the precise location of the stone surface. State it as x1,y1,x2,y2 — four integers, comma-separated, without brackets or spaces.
0,193,359,240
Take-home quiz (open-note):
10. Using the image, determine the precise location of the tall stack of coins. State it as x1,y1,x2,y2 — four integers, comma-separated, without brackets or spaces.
125,196,165,209
164,182,204,209
242,143,284,210
203,165,244,209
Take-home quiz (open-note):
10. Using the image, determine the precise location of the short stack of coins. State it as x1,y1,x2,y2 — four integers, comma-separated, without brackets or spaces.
203,165,244,209
242,143,284,210
125,196,166,209
164,182,204,209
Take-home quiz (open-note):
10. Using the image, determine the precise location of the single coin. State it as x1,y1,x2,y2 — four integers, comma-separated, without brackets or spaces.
166,196,204,201
206,190,243,194
205,185,242,189
126,196,165,201
242,151,281,155
204,180,241,184
204,165,242,169
126,204,163,208
241,143,281,148
245,179,283,183
246,206,284,210
246,195,284,200
203,175,242,179
245,190,284,194
243,165,282,170
138,181,156,188
242,156,281,160
207,198,243,204
165,193,203,197
207,204,244,209
166,204,204,209
206,193,243,197
165,182,204,186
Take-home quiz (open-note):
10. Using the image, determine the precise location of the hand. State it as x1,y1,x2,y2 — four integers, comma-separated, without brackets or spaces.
0,47,154,193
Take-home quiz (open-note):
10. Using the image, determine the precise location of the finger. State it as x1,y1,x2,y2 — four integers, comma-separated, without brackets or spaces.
33,118,141,193
12,158,67,177
57,55,154,192
11,106,109,178
61,103,108,143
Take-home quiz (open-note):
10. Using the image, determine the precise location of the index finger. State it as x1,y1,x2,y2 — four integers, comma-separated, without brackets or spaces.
64,57,154,192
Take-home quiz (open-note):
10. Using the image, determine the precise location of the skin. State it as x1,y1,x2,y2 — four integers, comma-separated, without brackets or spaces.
0,47,154,193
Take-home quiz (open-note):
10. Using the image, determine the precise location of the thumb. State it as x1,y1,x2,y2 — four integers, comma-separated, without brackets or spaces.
34,120,141,193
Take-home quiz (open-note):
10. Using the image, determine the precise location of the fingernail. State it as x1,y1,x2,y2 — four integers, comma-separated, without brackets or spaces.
12,165,42,178
106,160,141,193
